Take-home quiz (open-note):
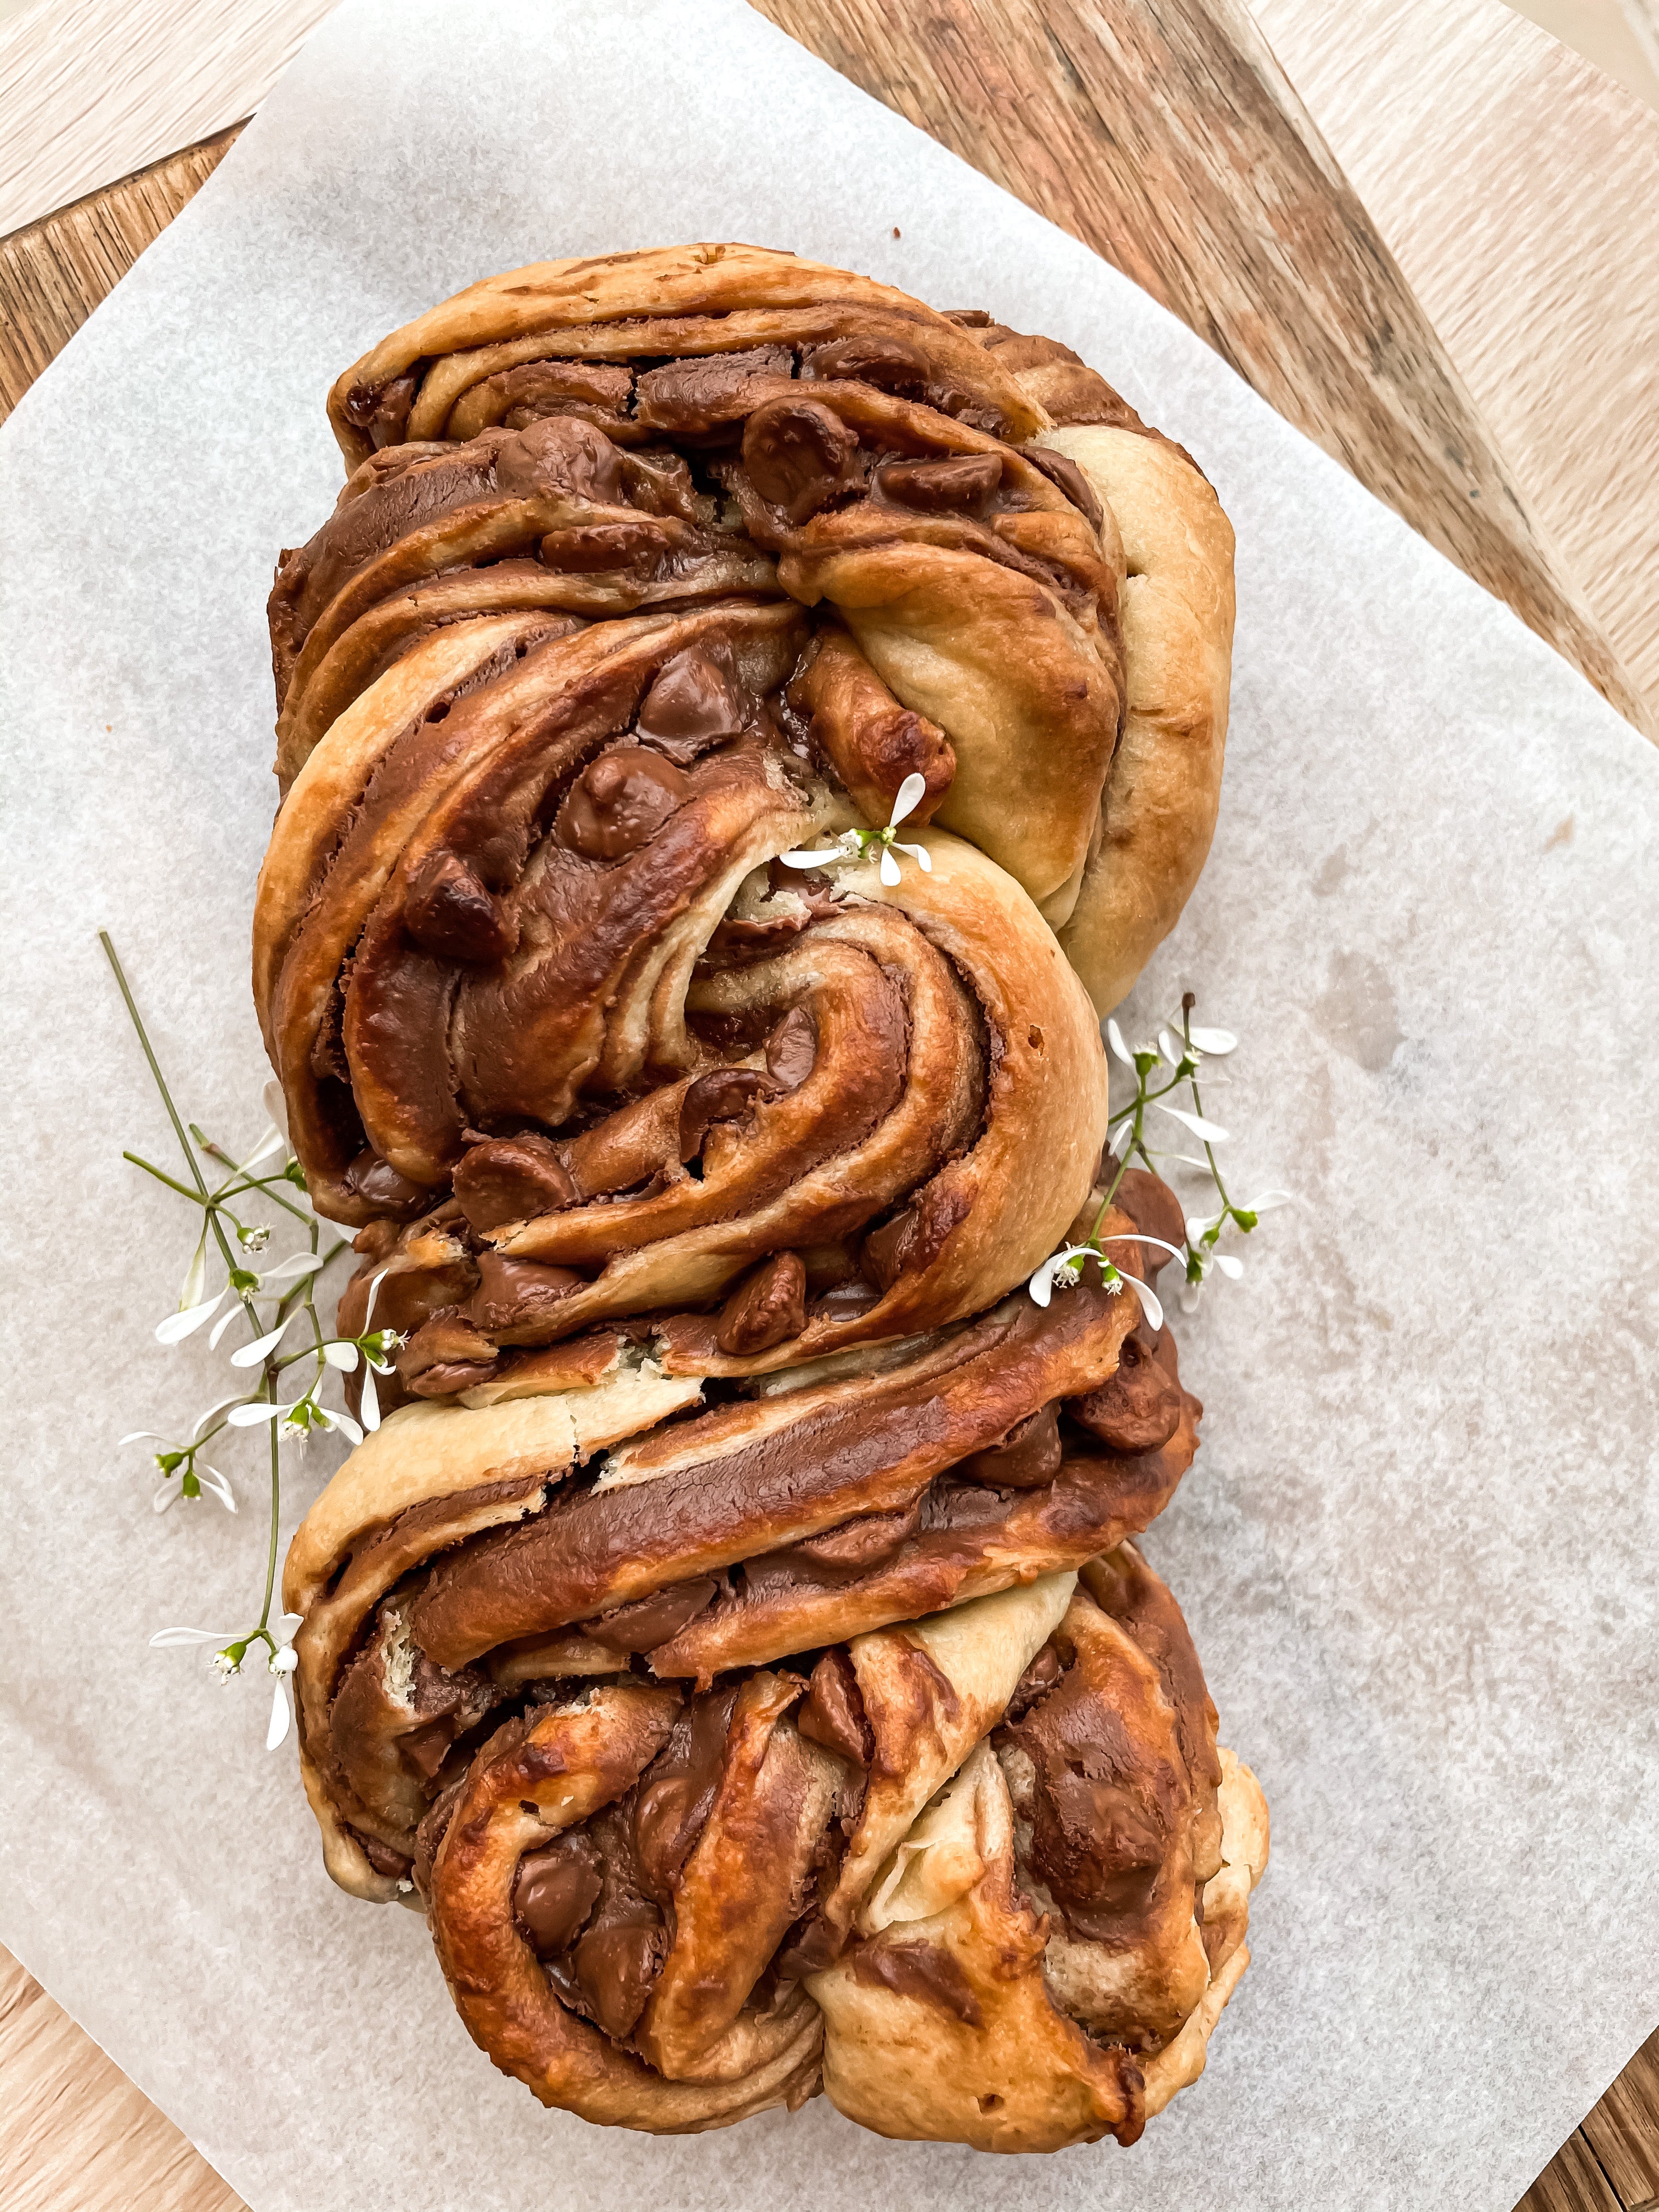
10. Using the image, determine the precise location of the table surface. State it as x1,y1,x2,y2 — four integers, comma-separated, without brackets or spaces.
1,3,1656,2207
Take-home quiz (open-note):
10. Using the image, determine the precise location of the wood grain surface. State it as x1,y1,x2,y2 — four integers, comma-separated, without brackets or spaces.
748,0,1650,732
1,4,1656,2209
1255,0,1659,721
0,122,241,413
0,1943,246,2212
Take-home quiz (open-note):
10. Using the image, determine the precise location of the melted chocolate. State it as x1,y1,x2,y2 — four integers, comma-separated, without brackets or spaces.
678,1068,775,1161
795,1649,872,1767
342,1148,433,1218
635,650,748,759
405,852,516,963
715,1251,808,1356
849,1939,984,2026
1067,1332,1182,1454
631,1683,740,1899
515,1832,603,1954
875,454,1002,515
467,1250,586,1344
585,1579,720,1654
742,397,861,524
556,746,691,861
1002,1657,1169,1940
453,1133,578,1232
955,1401,1063,1489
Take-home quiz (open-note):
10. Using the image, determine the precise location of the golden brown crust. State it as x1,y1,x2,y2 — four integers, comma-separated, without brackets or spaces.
269,246,1256,2147
327,244,1048,466
808,1549,1268,2152
1038,425,1235,1013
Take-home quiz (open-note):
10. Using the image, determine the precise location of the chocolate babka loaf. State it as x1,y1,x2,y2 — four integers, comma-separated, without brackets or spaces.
264,245,1263,2153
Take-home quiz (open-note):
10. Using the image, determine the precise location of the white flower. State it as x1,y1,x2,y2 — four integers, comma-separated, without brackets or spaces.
1105,1019,1135,1068
229,1315,295,1368
225,1398,293,1427
323,1340,360,1372
311,1403,364,1448
262,1078,291,1146
155,1289,225,1345
257,1251,328,1286
359,1271,393,1434
265,1614,304,1751
150,1464,235,1515
1028,1232,1183,1333
1186,1025,1237,1055
1152,1101,1229,1143
780,774,934,885
238,1223,272,1252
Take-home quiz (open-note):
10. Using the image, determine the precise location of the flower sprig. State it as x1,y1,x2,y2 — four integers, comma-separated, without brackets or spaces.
780,771,935,888
1029,991,1289,1322
101,932,404,1751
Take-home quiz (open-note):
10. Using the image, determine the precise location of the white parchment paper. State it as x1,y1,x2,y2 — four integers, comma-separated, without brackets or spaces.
2,4,1656,2207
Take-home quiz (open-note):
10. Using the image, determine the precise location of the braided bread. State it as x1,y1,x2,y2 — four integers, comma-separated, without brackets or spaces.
266,245,1263,2153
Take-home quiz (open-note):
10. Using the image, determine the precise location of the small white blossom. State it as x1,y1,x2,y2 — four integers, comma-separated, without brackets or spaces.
155,1289,226,1345
230,1316,295,1368
780,774,934,885
1152,1101,1229,1143
238,1222,272,1252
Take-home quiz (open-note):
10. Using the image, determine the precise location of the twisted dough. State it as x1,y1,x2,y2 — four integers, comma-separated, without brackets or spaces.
283,1213,1197,1902
300,242,1233,1008
809,1548,1269,2152
268,245,1262,2151
416,1575,1074,2132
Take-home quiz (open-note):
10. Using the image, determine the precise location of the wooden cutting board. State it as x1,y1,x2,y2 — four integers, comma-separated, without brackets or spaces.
0,3,1655,2208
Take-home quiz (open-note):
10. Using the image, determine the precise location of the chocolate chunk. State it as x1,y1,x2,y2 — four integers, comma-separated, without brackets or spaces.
956,1401,1064,1489
800,335,929,391
404,850,516,962
556,745,691,861
400,1717,455,1781
778,1502,922,1584
1067,1331,1183,1454
538,520,668,573
491,415,623,505
453,1133,577,1233
742,397,861,524
861,1184,973,1289
342,1147,433,1218
572,1917,664,2040
634,346,794,435
365,373,416,450
584,1578,720,1655
811,1277,883,1322
678,1067,775,1162
715,1251,808,1356
875,453,1003,514
467,1250,585,1342
357,1832,414,1881
632,1684,740,1898
635,650,748,760
515,1833,603,1956
796,1649,873,1767
764,1005,818,1091
397,1309,499,1396
1005,1640,1063,1720
1022,445,1104,534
